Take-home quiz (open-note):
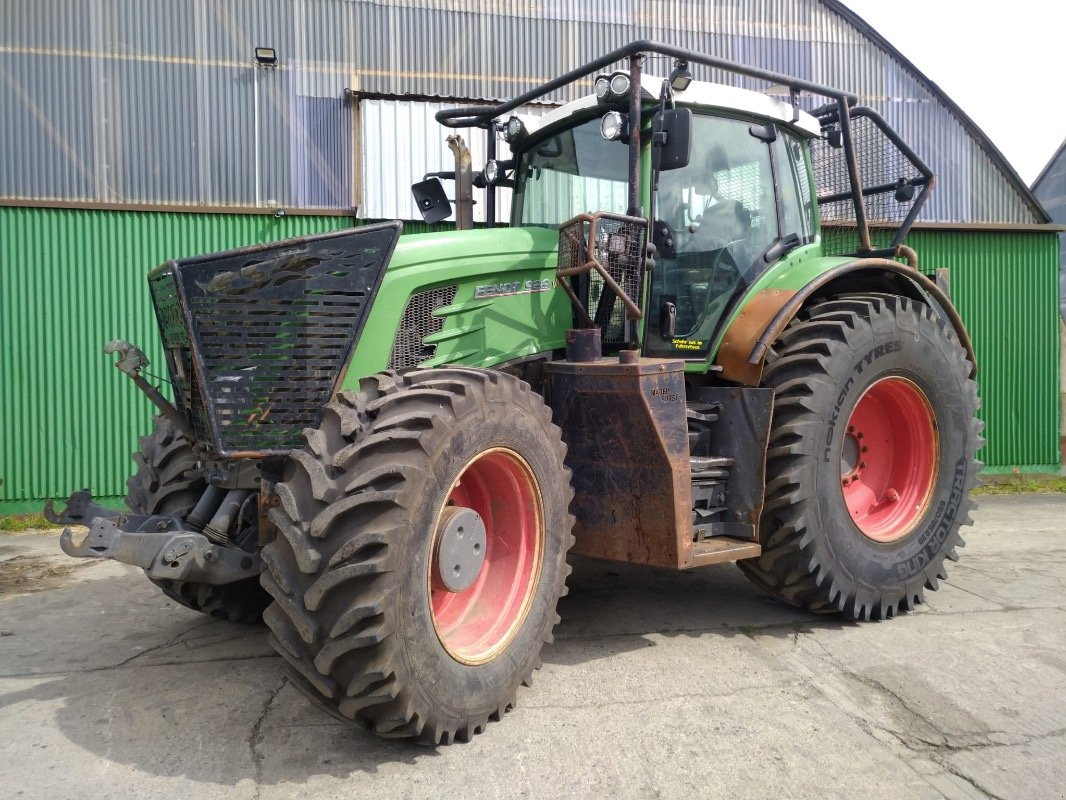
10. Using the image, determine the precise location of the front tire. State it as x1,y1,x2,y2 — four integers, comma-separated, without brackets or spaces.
261,369,574,744
740,295,981,620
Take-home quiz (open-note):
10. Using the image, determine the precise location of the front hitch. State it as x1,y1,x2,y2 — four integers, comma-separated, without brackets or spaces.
47,489,261,585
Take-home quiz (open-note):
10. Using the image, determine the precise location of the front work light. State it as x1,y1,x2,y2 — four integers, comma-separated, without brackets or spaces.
594,71,631,103
594,75,610,100
600,111,628,141
503,115,526,144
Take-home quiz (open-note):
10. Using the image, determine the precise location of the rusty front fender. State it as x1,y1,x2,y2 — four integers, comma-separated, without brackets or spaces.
713,258,977,386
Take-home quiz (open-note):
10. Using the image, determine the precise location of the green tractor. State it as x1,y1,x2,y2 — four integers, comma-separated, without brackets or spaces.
49,41,981,744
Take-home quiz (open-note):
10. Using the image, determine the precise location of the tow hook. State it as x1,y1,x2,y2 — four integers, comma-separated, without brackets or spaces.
47,489,260,585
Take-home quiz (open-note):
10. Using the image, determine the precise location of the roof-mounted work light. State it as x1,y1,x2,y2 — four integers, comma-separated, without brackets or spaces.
502,115,526,144
594,71,631,103
669,59,692,92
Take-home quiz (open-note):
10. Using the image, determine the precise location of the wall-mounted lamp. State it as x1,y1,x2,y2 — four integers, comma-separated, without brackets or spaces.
255,47,278,66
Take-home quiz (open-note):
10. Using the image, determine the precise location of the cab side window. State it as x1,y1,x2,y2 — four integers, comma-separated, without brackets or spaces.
775,133,815,244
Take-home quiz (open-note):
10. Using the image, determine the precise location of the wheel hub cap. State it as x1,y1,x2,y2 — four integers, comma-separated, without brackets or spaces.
434,507,487,592
429,448,543,665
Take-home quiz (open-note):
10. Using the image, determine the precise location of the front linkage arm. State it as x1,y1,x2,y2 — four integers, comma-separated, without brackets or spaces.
45,489,261,585
103,339,195,439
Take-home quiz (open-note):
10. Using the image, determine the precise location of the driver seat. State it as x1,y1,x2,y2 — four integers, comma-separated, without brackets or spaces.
700,199,751,243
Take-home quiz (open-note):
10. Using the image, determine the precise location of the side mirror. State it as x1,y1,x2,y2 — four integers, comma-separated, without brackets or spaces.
412,178,452,224
653,107,692,171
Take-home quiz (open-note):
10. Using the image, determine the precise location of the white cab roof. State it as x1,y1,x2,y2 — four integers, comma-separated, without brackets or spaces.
522,74,822,139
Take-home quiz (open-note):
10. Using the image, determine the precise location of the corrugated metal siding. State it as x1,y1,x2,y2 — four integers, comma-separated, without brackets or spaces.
0,0,1043,223
1031,141,1066,322
907,229,1061,472
0,206,357,505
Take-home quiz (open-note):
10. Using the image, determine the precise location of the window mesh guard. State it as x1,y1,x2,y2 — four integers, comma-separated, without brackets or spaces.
810,106,933,257
557,212,648,345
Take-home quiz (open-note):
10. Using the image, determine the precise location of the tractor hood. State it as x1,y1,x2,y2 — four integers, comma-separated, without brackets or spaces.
342,225,572,387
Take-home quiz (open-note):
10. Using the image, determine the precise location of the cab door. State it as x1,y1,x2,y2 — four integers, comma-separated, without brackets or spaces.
645,114,814,360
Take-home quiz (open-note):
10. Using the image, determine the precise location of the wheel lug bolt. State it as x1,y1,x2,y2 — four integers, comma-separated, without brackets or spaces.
861,445,868,453
847,425,855,434
859,461,867,470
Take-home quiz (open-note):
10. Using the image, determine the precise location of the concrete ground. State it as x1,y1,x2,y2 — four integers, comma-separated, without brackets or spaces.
1,495,1063,800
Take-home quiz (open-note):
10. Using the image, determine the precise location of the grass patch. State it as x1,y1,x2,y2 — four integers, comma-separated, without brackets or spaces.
0,513,63,532
974,475,1066,495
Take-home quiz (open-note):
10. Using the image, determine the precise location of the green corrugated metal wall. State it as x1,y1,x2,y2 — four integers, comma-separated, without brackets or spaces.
0,207,357,511
905,228,1061,473
0,208,1060,510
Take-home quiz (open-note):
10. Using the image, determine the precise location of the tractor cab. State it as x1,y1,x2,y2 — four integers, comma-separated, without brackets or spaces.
506,75,822,360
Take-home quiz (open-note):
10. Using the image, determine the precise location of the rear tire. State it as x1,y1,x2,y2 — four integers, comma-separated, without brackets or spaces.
260,369,574,744
126,416,269,624
739,295,981,620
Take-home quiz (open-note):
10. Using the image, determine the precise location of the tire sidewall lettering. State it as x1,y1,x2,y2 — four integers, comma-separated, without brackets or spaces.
811,314,972,585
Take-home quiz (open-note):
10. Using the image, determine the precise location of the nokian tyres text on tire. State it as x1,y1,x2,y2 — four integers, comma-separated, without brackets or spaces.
260,368,575,744
740,295,981,620
125,416,270,624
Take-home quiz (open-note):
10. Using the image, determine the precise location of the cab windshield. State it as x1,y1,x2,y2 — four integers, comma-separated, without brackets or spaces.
512,116,630,227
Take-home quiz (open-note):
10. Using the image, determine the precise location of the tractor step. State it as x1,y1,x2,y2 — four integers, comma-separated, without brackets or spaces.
689,536,762,566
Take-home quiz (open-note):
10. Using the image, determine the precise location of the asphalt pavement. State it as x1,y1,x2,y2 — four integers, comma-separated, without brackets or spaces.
1,493,1064,800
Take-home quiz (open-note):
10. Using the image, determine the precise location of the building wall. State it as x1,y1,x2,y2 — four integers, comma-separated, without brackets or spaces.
1031,140,1065,322
0,0,1045,223
907,228,1061,474
1,1,1060,507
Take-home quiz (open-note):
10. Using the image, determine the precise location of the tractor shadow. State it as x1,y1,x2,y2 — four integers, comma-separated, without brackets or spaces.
0,572,436,787
545,555,854,666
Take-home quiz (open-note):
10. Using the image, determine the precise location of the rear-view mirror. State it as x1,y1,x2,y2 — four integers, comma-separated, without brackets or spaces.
412,178,452,224
653,107,692,171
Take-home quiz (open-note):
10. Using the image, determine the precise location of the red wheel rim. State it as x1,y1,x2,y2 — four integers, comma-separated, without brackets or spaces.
430,448,543,665
840,377,939,543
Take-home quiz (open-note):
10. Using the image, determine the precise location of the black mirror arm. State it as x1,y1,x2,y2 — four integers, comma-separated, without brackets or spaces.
760,232,802,265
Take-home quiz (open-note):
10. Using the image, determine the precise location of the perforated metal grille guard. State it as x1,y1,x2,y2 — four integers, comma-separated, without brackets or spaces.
148,222,402,457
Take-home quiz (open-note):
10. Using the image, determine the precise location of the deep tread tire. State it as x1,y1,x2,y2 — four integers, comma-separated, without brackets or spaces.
739,295,982,620
125,416,269,624
260,368,575,744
